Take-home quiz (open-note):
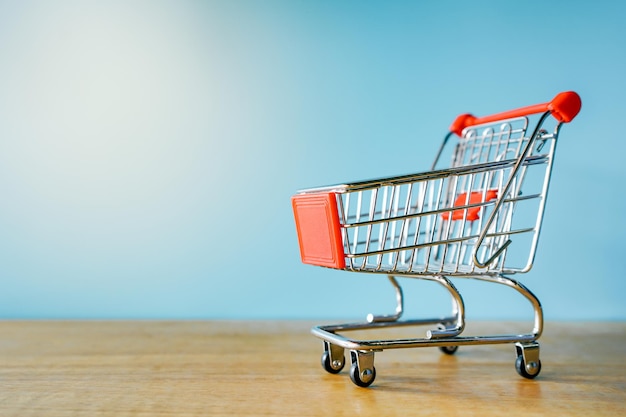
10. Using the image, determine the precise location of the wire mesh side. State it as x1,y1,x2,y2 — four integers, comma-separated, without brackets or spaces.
338,119,557,276
452,117,530,168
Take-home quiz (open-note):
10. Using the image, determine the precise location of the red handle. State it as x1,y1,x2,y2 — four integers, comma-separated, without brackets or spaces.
449,91,582,137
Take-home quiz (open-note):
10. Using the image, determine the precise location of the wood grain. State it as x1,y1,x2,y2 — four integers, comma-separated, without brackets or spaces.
0,321,624,416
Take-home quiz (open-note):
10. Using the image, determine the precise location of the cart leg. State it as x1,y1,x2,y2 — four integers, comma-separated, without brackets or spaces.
349,350,376,388
426,275,465,339
367,275,404,323
475,274,543,339
515,342,542,379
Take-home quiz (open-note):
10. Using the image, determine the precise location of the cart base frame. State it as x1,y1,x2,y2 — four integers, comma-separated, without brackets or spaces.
312,274,543,387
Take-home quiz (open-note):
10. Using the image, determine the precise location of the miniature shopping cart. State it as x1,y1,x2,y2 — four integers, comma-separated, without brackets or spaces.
291,91,581,387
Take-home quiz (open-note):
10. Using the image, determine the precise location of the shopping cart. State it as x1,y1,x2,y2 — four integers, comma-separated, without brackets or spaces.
291,91,581,387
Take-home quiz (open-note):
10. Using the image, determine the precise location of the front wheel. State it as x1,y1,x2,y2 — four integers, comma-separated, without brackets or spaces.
349,362,376,388
321,351,345,374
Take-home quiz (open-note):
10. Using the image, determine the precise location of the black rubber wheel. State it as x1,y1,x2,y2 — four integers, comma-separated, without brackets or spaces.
515,355,541,379
439,345,459,355
349,362,376,388
321,351,345,374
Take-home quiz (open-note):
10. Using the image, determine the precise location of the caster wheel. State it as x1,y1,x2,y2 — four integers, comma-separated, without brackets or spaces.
321,351,345,374
439,345,459,355
515,355,541,379
349,362,376,388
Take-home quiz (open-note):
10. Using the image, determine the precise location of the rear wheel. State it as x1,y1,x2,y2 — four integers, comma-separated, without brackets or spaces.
515,355,541,379
439,345,459,355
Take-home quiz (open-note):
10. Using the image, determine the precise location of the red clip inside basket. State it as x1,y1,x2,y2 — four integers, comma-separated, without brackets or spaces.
441,189,499,221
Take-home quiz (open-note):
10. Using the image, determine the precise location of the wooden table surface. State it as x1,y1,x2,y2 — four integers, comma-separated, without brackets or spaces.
0,320,624,416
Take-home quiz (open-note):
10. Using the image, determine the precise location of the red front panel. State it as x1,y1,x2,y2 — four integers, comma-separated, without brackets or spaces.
291,192,345,270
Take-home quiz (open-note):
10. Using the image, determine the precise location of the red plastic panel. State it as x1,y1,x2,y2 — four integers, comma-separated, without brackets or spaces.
291,192,345,269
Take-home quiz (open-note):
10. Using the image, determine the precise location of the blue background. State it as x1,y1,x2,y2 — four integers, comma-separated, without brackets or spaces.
1,0,624,321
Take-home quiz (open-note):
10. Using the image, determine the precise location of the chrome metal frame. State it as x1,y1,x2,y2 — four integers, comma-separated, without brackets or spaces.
303,110,563,386
312,272,542,350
